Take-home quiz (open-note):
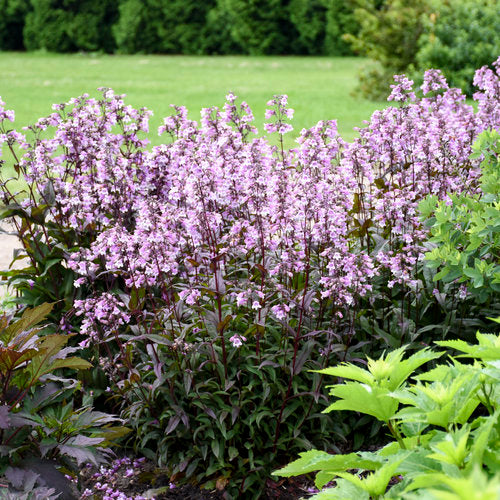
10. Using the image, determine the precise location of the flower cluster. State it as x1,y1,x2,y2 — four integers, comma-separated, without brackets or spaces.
1,59,499,347
79,457,174,499
32,88,376,342
343,65,494,286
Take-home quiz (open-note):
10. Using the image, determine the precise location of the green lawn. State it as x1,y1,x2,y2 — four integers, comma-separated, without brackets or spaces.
0,53,389,190
0,52,387,144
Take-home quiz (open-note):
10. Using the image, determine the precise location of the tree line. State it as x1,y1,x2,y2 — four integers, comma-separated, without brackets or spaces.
0,0,358,55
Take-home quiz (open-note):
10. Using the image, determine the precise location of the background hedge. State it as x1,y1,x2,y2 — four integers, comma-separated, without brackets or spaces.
23,0,118,53
0,0,498,98
2,0,359,55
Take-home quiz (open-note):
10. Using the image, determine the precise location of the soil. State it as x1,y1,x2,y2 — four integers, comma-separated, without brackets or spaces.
78,458,316,500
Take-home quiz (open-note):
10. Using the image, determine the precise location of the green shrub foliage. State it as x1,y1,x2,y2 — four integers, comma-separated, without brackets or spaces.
343,0,431,99
0,0,30,50
344,0,500,98
323,0,359,56
275,322,500,498
421,129,500,304
415,0,500,96
202,2,243,55
222,0,299,55
24,0,118,53
287,0,358,56
113,0,218,55
288,0,328,55
1,0,359,55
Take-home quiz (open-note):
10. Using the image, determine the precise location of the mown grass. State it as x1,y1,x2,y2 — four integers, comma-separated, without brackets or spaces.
0,52,388,139
0,52,388,190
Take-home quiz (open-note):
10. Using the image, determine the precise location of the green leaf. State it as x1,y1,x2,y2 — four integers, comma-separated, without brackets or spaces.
467,412,499,472
436,333,500,362
274,450,382,477
315,470,337,490
228,446,238,461
426,427,470,468
317,364,374,385
335,455,407,498
325,382,398,422
310,479,369,499
388,348,443,391
1,303,54,344
211,439,221,460
49,357,92,372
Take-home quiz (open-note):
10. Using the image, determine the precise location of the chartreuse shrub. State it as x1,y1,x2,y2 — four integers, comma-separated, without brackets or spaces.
344,0,500,98
0,61,499,497
343,0,431,99
274,322,500,498
0,303,128,497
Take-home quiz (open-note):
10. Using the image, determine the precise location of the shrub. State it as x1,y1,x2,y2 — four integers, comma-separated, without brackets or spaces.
275,321,500,498
343,0,431,99
222,0,300,55
113,0,218,55
415,0,500,96
420,128,500,304
288,0,358,56
0,0,30,50
201,2,243,55
288,0,329,55
0,60,499,495
322,0,359,56
23,0,118,53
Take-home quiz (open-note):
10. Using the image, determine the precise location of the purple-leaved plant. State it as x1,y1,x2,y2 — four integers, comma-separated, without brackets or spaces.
0,58,499,496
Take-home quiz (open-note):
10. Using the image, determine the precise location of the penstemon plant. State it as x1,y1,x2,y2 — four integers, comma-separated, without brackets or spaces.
0,58,498,495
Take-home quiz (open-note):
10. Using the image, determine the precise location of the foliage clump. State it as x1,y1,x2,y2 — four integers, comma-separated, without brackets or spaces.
416,0,500,97
0,303,126,497
275,321,500,498
0,59,499,496
344,0,500,98
421,129,500,304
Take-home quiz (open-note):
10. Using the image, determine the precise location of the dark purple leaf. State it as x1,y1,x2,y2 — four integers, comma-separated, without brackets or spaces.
166,415,180,434
205,407,216,419
180,411,189,429
0,405,10,429
5,467,39,490
231,405,240,425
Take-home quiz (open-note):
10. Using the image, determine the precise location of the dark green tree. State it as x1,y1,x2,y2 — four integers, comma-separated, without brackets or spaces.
0,0,30,50
113,0,218,54
223,0,299,55
24,0,118,52
323,0,359,56
288,0,328,55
